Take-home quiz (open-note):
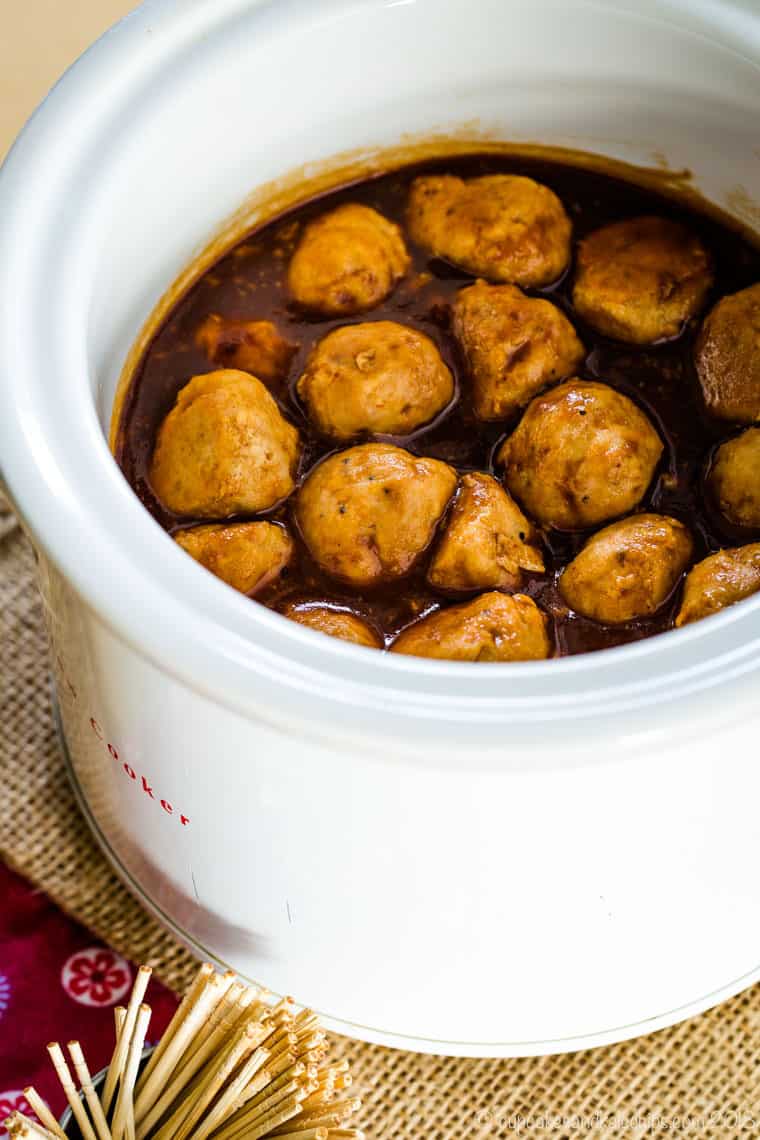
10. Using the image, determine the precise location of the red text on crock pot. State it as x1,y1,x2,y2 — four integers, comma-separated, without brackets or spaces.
89,717,190,827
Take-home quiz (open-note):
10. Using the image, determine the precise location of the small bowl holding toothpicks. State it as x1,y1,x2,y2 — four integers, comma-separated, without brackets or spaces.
3,963,364,1140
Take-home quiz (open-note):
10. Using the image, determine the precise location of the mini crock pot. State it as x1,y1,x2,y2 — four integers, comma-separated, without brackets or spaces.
1,0,760,1057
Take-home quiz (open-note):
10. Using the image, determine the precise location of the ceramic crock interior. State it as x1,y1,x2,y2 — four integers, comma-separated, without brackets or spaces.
3,0,760,739
92,0,760,441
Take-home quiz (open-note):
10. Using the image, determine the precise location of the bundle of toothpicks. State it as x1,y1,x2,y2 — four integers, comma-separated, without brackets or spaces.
4,963,363,1140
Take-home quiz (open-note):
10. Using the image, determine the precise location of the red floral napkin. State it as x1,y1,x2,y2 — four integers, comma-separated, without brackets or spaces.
0,863,179,1134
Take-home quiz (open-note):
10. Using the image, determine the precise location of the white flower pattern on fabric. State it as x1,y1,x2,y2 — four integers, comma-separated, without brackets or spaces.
61,947,132,1007
0,975,10,1019
0,1092,32,1138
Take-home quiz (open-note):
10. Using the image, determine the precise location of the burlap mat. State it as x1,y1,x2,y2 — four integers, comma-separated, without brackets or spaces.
1,502,758,1138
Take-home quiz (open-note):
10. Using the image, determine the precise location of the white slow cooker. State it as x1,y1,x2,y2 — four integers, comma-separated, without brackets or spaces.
1,0,760,1057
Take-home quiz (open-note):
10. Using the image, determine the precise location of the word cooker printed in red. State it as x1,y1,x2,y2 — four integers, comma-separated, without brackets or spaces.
89,718,190,827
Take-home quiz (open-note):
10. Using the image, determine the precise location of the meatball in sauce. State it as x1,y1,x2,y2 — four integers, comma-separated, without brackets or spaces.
294,443,457,589
572,216,712,344
708,427,760,529
296,320,453,440
175,521,293,596
195,315,296,382
407,173,571,287
117,152,760,659
288,203,409,316
695,283,760,423
452,280,585,420
150,369,300,518
427,472,544,594
560,514,693,625
283,603,383,648
676,544,760,626
391,592,551,662
498,380,663,531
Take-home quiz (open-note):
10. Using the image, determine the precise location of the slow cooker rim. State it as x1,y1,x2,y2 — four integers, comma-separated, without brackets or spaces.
2,0,760,739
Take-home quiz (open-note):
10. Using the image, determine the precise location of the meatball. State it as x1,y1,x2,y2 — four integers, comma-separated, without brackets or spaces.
572,216,712,344
675,543,760,626
282,603,382,648
150,369,300,517
175,521,293,595
287,203,409,316
294,443,456,588
427,472,544,593
195,314,296,383
452,280,585,420
559,514,693,624
296,320,453,440
391,592,551,662
407,174,571,287
708,427,760,528
498,379,663,530
694,282,760,422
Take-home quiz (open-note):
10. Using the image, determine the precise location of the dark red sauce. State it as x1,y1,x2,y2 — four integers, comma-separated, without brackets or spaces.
115,154,760,654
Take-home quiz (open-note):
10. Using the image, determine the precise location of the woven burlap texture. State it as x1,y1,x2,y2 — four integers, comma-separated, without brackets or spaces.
1,505,758,1139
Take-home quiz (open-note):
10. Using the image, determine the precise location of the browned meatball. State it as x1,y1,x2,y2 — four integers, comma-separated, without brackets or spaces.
427,472,544,593
287,203,409,316
195,314,296,383
294,443,456,588
150,370,300,517
572,216,712,344
452,281,585,420
694,283,760,422
391,592,551,662
296,321,453,440
708,427,760,528
175,521,293,595
498,380,663,530
282,603,383,648
407,174,571,287
560,514,693,624
675,544,760,626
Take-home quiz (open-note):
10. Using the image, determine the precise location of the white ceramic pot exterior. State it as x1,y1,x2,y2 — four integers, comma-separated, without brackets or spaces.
2,0,760,1055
